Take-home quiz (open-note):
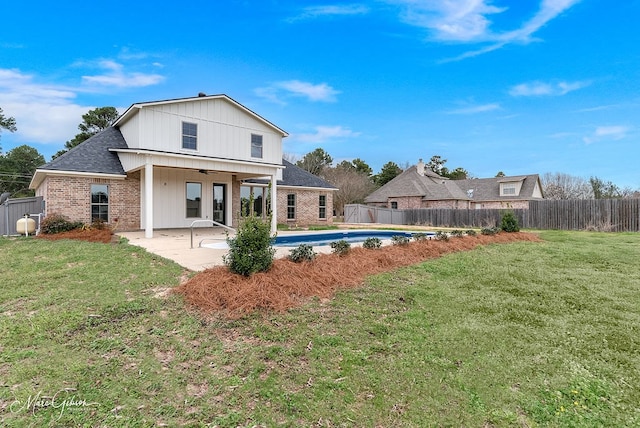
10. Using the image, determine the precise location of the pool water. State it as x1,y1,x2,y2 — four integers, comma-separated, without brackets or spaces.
273,230,433,247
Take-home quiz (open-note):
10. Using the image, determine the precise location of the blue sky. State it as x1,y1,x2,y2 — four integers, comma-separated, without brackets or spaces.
1,0,638,188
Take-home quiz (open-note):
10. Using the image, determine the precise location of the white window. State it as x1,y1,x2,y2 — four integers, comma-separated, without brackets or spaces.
501,183,517,196
186,182,202,218
287,194,296,220
91,184,109,222
182,122,197,150
251,134,263,158
319,195,327,219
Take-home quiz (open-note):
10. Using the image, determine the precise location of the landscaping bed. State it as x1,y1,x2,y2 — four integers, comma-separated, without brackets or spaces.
175,231,541,318
36,227,115,243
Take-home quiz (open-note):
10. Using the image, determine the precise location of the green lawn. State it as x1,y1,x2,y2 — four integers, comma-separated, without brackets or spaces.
1,231,639,427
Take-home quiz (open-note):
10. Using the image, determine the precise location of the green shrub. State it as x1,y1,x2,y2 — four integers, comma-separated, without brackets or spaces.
362,237,382,249
288,244,317,263
412,232,429,241
391,235,410,246
40,213,84,234
451,229,464,237
330,240,351,256
223,215,275,276
481,227,500,236
434,231,449,241
500,211,520,233
465,229,477,236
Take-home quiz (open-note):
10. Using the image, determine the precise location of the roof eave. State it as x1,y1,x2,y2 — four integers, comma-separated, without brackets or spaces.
30,169,127,190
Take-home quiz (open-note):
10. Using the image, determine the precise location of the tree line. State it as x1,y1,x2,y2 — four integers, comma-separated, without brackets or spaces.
291,149,474,216
0,107,117,198
293,148,640,216
1,105,639,203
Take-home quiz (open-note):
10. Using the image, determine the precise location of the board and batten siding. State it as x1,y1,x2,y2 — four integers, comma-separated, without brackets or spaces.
119,98,283,164
140,167,234,229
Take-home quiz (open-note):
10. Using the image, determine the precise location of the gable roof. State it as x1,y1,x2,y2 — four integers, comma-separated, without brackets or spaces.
456,175,543,201
244,159,337,190
114,94,288,137
364,165,469,203
365,163,543,204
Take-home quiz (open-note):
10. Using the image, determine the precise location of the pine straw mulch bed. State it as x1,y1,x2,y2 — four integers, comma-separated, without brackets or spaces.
175,232,541,319
36,228,116,244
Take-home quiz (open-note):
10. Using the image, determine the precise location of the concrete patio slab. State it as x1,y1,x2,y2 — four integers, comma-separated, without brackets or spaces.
117,224,437,272
116,227,336,271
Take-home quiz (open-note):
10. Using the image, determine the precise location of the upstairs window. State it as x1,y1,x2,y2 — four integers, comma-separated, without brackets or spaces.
251,134,263,158
501,183,517,196
182,122,197,150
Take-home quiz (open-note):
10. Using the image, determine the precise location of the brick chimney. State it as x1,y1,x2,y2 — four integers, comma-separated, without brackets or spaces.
416,158,425,176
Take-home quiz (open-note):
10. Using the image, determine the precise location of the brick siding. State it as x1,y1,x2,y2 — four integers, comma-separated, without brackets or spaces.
277,188,334,227
38,174,140,231
38,173,334,231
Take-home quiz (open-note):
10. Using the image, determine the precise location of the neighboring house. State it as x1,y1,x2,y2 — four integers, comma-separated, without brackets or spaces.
30,94,336,237
365,159,544,209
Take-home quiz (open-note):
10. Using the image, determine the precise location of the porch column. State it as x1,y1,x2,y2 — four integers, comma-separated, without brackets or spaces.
270,173,277,234
144,156,154,238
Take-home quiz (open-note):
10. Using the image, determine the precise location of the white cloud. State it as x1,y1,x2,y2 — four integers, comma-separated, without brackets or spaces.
82,60,165,88
287,4,370,22
0,56,163,147
0,68,88,144
575,104,619,113
391,0,582,59
447,103,500,114
583,125,630,144
395,0,507,42
295,126,361,143
509,80,590,97
256,80,340,104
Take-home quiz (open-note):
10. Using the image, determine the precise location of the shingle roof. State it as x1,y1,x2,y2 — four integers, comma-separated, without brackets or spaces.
244,159,337,189
456,175,542,201
364,165,469,203
365,165,543,203
38,127,128,175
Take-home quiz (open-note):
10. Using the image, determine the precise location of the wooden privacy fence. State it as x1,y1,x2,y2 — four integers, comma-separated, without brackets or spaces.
344,204,406,225
404,208,528,229
527,199,640,232
0,196,44,236
344,199,640,232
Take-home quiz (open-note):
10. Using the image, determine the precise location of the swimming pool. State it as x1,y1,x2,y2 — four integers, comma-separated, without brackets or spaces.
273,230,433,247
200,229,434,249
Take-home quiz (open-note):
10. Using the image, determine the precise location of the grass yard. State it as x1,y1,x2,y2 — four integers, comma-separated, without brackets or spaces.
1,231,639,427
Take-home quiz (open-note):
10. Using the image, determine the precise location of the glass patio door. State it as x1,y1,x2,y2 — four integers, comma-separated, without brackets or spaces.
213,184,226,225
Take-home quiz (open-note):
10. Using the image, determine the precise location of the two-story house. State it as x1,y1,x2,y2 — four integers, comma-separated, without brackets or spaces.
365,159,543,209
30,94,336,237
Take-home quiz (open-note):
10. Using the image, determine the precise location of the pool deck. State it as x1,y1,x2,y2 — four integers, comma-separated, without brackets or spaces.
115,227,341,271
116,224,437,272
